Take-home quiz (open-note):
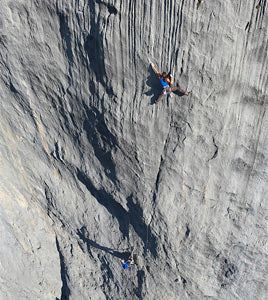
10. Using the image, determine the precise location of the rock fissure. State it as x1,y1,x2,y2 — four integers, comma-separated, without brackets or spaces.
208,136,219,161
55,238,70,300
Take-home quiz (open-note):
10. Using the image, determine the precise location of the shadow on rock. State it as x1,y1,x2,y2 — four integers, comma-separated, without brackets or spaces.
127,195,157,258
136,269,145,299
83,106,118,181
76,171,158,258
145,65,162,104
55,238,71,300
77,227,130,260
77,170,130,238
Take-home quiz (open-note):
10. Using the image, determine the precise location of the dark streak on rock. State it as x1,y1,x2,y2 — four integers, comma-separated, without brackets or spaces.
186,121,192,131
55,238,70,300
84,2,116,96
58,11,73,65
0,35,8,48
44,182,54,216
208,136,218,161
9,80,19,94
153,156,163,201
135,270,145,299
181,276,187,287
245,21,250,31
184,225,190,240
83,106,117,179
54,142,60,160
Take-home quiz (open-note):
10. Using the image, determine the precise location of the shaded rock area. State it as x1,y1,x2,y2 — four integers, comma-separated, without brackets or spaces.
0,0,267,299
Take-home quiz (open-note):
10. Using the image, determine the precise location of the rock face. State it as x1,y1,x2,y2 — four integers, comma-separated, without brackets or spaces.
0,0,267,299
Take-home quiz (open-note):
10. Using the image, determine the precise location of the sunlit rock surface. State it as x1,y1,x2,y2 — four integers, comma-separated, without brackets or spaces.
0,0,267,299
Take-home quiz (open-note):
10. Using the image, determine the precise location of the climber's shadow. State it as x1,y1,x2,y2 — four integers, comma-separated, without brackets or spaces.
77,228,130,260
145,65,162,105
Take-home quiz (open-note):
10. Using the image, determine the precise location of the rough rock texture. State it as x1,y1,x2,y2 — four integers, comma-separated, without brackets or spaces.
0,0,267,299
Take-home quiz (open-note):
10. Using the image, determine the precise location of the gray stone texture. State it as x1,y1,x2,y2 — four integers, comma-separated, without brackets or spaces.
0,0,267,299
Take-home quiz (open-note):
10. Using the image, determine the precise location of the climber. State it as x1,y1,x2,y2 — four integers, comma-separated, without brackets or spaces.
120,257,134,269
151,63,189,104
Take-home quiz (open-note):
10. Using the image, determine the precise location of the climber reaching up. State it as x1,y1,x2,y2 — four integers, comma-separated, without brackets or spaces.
120,257,134,269
151,63,173,86
151,63,189,104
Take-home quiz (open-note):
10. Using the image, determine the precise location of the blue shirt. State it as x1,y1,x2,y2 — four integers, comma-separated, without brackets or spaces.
121,261,131,269
160,78,169,89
